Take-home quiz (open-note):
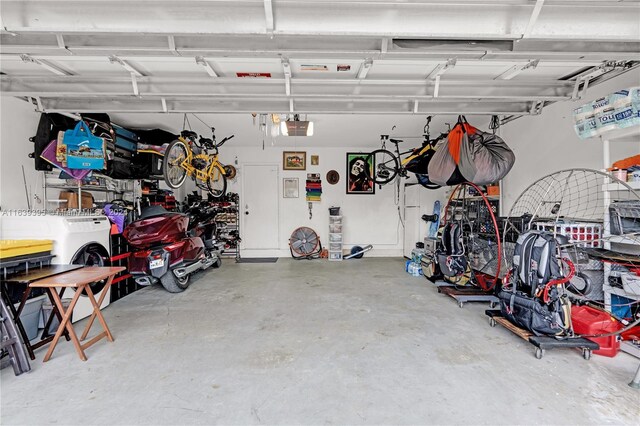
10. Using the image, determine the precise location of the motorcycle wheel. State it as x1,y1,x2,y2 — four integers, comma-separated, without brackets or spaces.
212,257,222,268
160,271,190,293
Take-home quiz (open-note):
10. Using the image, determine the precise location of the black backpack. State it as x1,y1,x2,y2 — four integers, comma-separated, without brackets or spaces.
499,230,570,336
512,231,561,297
437,222,469,281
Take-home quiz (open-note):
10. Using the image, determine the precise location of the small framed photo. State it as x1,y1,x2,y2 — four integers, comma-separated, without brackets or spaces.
283,151,306,170
311,155,319,166
283,177,299,198
346,152,375,195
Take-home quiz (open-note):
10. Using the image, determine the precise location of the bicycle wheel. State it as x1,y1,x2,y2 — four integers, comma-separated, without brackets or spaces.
163,140,188,189
367,149,400,185
206,167,227,198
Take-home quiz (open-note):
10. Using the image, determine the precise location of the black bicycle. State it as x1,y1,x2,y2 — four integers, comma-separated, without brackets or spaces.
366,125,443,190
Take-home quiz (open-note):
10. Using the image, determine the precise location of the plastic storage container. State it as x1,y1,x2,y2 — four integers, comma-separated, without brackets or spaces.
571,305,622,357
40,298,72,331
534,221,602,248
15,295,46,341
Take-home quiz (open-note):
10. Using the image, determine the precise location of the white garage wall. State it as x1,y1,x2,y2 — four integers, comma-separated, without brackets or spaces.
0,96,43,211
219,146,408,257
500,71,640,213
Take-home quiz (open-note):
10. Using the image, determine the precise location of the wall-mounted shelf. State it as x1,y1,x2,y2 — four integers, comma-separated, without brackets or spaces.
602,181,640,191
46,185,125,194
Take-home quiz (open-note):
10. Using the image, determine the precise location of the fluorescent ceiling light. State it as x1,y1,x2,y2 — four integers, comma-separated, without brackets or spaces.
280,120,313,136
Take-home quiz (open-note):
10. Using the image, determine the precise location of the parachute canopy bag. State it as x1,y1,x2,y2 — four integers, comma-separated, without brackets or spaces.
428,116,515,186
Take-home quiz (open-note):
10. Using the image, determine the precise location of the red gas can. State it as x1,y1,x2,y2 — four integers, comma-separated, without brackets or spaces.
571,306,622,357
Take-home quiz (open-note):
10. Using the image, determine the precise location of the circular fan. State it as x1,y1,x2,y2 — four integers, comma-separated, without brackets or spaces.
442,182,503,290
504,168,640,302
289,227,321,259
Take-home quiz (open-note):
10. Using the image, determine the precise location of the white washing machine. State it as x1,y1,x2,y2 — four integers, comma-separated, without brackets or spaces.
0,215,112,322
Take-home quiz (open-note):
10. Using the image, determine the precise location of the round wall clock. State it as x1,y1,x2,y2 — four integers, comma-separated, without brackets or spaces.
326,170,340,185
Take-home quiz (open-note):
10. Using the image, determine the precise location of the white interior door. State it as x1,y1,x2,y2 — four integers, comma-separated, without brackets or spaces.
241,164,279,252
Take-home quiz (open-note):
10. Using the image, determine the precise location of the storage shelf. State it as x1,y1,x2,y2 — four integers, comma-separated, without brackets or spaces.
47,184,124,194
464,195,500,201
599,125,640,142
607,234,640,245
602,181,640,191
603,284,640,301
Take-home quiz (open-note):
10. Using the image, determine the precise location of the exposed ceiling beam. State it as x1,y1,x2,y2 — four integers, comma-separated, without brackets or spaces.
427,59,456,98
495,59,539,80
356,58,373,79
282,58,292,95
1,92,571,102
381,38,389,55
195,56,218,77
131,73,139,96
55,34,66,50
0,74,577,86
522,0,545,39
264,0,274,36
19,54,72,76
32,99,537,116
108,55,144,77
3,39,639,62
167,36,180,56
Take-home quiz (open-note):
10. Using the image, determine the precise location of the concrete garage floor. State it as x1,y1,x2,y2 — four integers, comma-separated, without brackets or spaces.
2,257,639,425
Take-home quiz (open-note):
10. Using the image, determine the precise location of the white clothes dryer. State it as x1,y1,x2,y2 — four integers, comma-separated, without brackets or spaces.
1,214,112,321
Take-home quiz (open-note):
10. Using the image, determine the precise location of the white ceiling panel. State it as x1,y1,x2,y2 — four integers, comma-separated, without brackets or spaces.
1,1,638,117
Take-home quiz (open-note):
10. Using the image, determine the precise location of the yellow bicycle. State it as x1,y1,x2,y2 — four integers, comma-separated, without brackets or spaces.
163,128,234,198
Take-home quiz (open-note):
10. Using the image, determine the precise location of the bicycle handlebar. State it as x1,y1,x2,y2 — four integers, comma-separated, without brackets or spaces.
217,134,235,147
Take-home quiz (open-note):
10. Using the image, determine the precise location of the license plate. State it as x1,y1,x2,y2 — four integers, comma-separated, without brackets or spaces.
149,259,165,269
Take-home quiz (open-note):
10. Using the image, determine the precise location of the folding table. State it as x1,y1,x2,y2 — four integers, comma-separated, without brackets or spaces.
30,266,125,362
0,264,82,360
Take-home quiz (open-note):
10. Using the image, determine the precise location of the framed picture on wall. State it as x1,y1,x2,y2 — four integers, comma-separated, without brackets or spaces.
283,178,299,198
283,151,306,170
311,155,319,166
346,152,375,195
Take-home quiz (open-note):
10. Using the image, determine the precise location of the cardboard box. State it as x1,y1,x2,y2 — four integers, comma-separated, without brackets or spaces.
59,190,94,210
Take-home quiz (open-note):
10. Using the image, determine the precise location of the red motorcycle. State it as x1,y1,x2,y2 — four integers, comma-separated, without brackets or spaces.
123,205,221,293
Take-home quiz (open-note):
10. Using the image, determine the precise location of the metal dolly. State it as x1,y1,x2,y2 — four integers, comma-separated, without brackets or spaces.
486,310,599,360
439,286,499,308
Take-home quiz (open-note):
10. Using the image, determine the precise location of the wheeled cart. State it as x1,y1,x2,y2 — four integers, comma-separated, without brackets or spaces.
485,310,599,360
440,286,499,308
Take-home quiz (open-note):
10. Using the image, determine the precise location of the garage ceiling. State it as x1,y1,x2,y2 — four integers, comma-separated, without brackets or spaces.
1,0,639,118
